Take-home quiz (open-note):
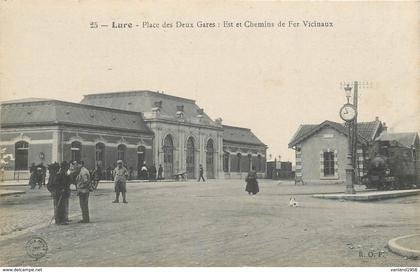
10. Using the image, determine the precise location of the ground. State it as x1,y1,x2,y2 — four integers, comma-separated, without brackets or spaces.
0,179,419,267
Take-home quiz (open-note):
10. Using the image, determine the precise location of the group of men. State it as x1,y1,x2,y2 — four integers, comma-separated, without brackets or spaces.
48,160,129,225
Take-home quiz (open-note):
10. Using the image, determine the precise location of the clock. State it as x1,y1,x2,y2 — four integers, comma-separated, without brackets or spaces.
339,104,357,122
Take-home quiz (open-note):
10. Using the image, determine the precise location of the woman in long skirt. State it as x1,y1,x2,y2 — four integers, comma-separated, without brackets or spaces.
245,166,259,195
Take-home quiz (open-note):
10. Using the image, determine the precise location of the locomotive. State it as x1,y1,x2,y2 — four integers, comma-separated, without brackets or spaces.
361,139,419,190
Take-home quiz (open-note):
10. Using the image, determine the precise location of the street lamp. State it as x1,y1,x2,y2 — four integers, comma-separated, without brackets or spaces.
339,83,357,194
344,84,352,103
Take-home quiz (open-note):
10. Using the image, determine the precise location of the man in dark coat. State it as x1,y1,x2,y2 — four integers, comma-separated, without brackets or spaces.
157,164,163,180
198,164,205,182
29,163,37,189
245,166,259,195
47,161,72,225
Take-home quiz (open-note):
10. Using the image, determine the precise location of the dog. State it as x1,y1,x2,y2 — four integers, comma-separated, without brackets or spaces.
289,196,299,207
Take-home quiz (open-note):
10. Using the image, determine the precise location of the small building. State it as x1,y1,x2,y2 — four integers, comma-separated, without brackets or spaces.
288,118,385,183
221,125,267,179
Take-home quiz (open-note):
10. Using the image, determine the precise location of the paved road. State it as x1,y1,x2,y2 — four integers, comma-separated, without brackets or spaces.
0,179,419,266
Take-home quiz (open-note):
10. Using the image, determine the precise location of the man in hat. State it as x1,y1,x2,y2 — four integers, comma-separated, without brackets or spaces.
113,160,128,203
73,161,91,223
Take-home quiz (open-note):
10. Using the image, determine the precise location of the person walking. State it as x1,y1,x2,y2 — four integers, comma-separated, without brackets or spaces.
74,161,92,223
245,166,259,195
198,164,205,182
112,160,128,203
157,164,163,180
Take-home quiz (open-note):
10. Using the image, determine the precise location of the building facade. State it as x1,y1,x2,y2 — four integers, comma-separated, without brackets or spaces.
1,91,267,180
0,98,154,180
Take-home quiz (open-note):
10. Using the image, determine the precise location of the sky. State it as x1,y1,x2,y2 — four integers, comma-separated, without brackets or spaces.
1,1,419,162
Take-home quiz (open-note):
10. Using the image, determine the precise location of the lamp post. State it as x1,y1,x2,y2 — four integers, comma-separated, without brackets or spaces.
339,84,357,194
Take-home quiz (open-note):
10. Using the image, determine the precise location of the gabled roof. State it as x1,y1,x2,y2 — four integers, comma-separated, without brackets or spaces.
81,90,217,126
288,120,381,148
377,132,419,148
222,125,266,147
0,99,153,134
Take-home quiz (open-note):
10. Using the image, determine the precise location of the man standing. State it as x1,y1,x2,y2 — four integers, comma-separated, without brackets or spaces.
157,164,163,180
198,164,205,182
113,160,128,203
74,161,91,223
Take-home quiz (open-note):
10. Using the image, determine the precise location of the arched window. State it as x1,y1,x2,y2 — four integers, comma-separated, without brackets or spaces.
163,135,174,178
95,143,105,167
247,154,252,171
186,137,195,179
117,144,126,162
223,152,229,172
206,139,214,179
71,141,82,162
257,154,262,172
15,141,29,170
237,153,241,172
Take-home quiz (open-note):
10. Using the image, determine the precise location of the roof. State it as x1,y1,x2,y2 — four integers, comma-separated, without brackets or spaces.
377,132,419,148
81,90,216,126
1,97,51,104
288,119,382,148
0,99,153,134
222,125,266,147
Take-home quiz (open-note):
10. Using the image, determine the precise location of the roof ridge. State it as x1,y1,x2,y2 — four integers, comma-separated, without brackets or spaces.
83,90,196,103
2,99,146,116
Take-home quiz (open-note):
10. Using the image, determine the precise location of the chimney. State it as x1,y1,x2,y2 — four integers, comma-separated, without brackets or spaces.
176,105,184,119
382,122,387,132
152,100,162,117
375,116,379,122
196,108,204,122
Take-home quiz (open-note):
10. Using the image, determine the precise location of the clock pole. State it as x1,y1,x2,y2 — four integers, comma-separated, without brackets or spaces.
342,84,356,194
352,81,359,184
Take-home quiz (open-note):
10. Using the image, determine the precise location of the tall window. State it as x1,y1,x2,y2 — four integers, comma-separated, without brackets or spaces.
15,141,29,170
247,154,252,171
163,135,174,178
95,143,105,167
257,154,262,172
323,151,335,176
223,152,229,172
206,139,214,179
71,141,82,162
117,144,126,162
186,137,195,179
237,153,241,172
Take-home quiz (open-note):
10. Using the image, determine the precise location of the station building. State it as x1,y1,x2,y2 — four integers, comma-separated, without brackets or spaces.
0,91,267,180
288,117,419,184
288,118,384,183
